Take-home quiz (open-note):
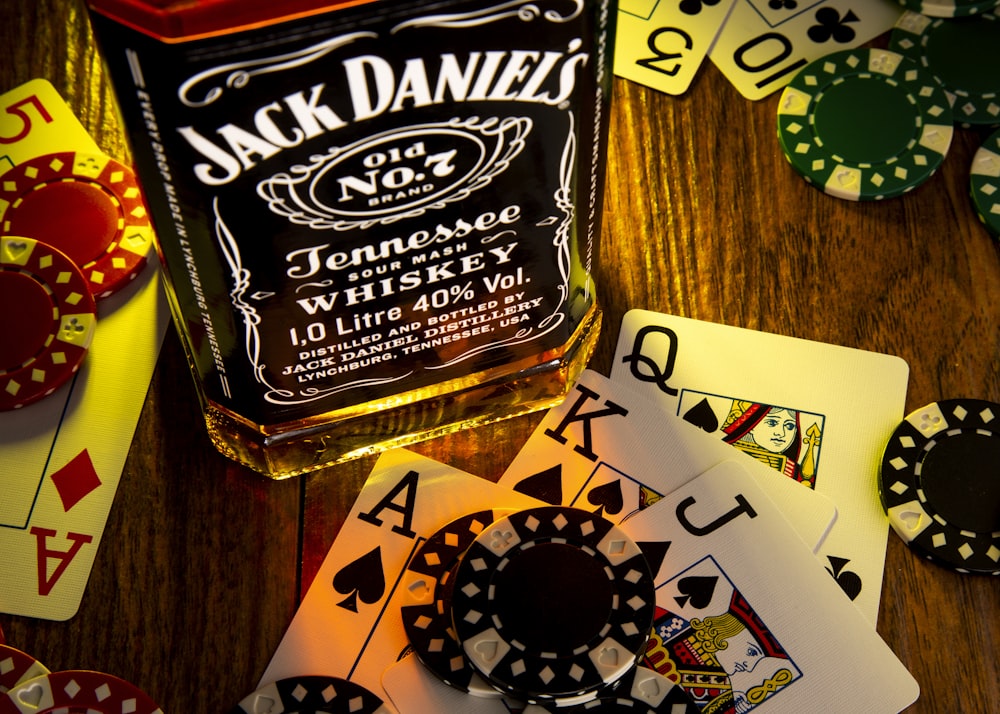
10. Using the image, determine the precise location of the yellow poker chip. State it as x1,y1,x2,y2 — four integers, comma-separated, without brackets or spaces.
0,151,153,300
0,236,97,411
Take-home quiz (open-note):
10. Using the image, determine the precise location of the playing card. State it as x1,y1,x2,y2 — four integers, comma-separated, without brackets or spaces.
500,369,836,553
708,0,902,100
0,79,100,174
259,449,545,707
0,259,169,620
614,0,738,95
619,460,919,712
610,310,909,625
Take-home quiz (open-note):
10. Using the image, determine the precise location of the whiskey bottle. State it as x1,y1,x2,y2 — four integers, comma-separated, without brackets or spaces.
85,0,615,478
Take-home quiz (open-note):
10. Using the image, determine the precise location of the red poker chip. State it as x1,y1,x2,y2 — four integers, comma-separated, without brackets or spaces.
0,151,153,299
0,670,163,713
0,644,50,694
0,236,97,411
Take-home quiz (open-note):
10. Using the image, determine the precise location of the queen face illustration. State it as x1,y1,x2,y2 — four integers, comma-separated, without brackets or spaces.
747,408,798,454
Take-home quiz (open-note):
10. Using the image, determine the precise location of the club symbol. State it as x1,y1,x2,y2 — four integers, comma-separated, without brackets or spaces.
679,0,722,16
769,0,797,8
63,316,88,336
807,7,859,44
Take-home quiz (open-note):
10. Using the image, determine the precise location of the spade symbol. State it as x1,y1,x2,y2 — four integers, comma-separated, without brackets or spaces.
587,480,624,518
826,556,863,601
332,546,386,612
682,398,720,433
513,465,563,505
637,540,672,576
674,575,718,610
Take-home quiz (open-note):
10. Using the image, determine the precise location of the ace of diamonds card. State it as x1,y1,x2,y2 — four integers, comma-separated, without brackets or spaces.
0,79,169,620
610,310,909,625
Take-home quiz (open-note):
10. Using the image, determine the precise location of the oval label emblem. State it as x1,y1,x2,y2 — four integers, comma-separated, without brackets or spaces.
258,117,533,230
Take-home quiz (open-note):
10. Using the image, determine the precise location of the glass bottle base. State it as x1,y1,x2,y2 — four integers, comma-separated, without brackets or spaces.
199,305,602,479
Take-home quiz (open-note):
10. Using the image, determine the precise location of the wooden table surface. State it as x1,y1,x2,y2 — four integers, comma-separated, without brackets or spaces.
1,1,998,712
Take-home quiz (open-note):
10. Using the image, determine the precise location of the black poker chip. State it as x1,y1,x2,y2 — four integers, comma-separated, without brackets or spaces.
400,508,511,696
450,506,656,704
879,398,1000,574
228,675,390,713
557,666,700,713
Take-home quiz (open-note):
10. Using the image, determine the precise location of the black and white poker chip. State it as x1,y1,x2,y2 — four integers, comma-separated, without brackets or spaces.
879,398,1000,574
228,675,390,713
450,506,656,704
557,665,700,713
401,509,511,696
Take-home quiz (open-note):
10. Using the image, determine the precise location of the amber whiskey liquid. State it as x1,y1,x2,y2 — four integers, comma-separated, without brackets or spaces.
86,0,614,478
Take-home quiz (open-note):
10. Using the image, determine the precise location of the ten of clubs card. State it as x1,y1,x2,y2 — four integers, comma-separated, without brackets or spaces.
0,78,169,621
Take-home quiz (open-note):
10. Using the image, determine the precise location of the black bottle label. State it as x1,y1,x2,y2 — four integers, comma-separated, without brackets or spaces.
91,0,614,425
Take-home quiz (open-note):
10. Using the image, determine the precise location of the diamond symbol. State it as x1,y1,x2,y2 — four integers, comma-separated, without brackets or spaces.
50,449,102,512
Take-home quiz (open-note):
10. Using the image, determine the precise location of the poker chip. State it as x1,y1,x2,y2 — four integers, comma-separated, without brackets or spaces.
0,644,50,694
229,675,390,713
450,506,656,704
879,398,1000,574
401,508,510,696
777,48,954,201
0,670,162,713
558,666,700,714
890,11,1000,127
970,127,1000,237
0,151,153,299
897,0,1000,18
0,235,97,411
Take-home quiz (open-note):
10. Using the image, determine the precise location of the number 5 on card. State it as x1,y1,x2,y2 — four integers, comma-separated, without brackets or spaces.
0,78,100,174
614,0,736,96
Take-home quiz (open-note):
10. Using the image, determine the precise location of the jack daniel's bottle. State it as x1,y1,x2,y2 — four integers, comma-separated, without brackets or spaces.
86,0,615,478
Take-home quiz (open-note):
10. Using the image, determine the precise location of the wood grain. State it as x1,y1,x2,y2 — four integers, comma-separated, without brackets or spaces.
1,2,997,712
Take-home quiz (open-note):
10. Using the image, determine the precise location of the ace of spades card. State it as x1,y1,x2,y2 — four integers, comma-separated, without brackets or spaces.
610,310,909,625
620,460,919,713
708,0,902,100
259,449,546,705
500,369,836,554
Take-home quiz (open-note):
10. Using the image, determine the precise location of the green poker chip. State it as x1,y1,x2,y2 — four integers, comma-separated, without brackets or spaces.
970,127,1000,237
890,11,1000,127
897,0,1000,18
777,48,954,201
